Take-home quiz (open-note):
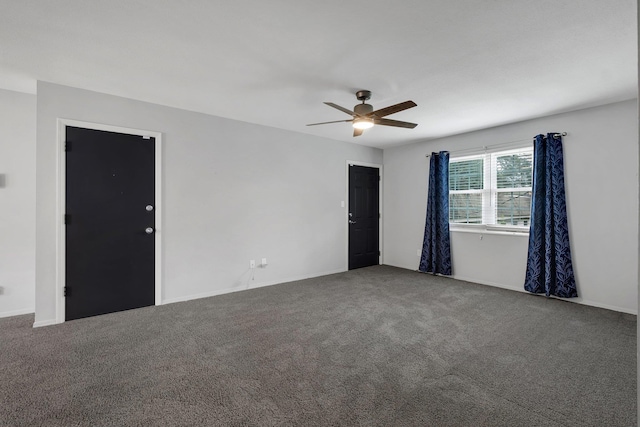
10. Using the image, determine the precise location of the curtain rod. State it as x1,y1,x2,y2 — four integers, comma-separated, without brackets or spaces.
425,132,568,157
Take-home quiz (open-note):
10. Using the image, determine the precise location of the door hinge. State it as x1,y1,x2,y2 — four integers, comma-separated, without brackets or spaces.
64,214,71,225
65,141,72,152
64,287,70,297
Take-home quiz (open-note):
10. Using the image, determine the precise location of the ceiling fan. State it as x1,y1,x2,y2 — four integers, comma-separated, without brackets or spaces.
307,90,418,137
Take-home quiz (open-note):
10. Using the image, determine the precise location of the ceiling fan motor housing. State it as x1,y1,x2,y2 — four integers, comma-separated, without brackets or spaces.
354,103,373,116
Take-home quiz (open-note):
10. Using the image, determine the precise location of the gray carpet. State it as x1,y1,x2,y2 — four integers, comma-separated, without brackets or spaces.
0,266,636,426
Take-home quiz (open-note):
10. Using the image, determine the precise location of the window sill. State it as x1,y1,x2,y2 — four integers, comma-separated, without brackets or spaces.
450,224,529,237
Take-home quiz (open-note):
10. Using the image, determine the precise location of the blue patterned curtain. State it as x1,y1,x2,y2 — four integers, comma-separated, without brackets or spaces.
524,134,577,297
419,151,452,275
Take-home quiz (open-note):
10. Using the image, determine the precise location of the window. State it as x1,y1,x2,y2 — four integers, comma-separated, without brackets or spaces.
449,147,533,229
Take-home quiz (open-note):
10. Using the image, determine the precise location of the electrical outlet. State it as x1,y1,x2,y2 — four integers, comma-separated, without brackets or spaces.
250,260,256,269
261,258,267,267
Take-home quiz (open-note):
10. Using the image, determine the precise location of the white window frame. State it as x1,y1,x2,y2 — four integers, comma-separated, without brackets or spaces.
449,146,533,234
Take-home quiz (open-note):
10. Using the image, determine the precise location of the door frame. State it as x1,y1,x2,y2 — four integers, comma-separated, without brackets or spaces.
55,118,163,324
345,160,383,269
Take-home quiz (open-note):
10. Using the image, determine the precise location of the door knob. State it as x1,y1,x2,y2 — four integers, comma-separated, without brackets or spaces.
146,205,154,211
145,227,154,234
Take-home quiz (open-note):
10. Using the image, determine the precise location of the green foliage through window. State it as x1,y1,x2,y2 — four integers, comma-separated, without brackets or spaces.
496,154,532,188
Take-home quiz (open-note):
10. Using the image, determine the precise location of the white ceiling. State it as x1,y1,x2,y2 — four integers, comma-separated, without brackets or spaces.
0,0,636,148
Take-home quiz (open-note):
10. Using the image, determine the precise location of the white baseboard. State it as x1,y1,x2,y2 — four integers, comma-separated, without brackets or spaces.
384,266,638,316
162,268,346,306
31,265,634,326
451,274,524,293
33,269,348,326
0,307,34,319
452,274,638,315
383,261,418,272
33,318,60,328
553,297,637,315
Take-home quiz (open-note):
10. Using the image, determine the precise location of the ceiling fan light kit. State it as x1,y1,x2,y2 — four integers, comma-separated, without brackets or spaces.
307,90,418,137
353,118,374,129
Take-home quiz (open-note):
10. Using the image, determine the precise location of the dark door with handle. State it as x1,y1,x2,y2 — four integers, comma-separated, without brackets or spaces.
65,126,155,321
348,165,380,270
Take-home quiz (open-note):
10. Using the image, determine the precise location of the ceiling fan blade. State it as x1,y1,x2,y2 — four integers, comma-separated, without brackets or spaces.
374,118,418,129
306,119,353,126
353,128,364,137
324,102,355,116
370,100,417,118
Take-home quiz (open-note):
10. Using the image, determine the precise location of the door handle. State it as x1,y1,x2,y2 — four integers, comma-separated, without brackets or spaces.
145,227,154,234
349,220,356,224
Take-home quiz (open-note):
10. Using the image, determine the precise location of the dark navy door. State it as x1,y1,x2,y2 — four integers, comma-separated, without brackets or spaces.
348,165,380,270
65,126,155,320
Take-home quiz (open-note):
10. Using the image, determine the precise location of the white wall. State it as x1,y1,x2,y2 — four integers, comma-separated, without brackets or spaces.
0,89,36,318
384,99,639,314
35,82,382,326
